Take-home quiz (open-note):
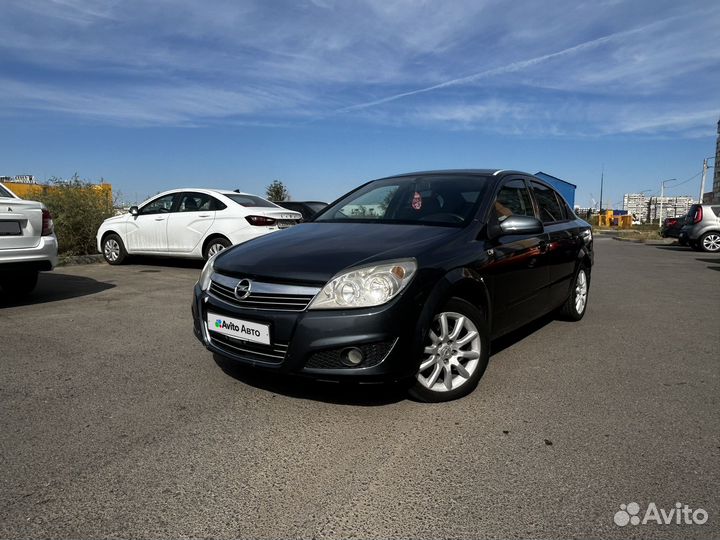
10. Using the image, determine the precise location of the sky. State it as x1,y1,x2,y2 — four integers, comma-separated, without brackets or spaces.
1,0,719,208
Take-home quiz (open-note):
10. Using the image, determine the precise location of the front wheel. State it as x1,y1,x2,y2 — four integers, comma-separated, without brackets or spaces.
409,298,489,403
102,233,128,265
559,265,589,321
700,232,720,253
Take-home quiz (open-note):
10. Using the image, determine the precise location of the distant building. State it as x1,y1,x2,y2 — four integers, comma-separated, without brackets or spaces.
623,193,649,222
623,193,695,222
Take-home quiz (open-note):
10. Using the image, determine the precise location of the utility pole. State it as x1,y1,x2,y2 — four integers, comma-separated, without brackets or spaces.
658,178,677,228
599,165,604,215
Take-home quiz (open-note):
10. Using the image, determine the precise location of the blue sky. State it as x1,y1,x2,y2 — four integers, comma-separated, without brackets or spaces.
1,0,719,208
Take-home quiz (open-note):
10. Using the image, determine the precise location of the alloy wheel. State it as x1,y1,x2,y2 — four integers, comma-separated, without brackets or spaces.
702,234,720,252
104,239,120,262
575,269,588,314
207,242,226,258
417,311,481,393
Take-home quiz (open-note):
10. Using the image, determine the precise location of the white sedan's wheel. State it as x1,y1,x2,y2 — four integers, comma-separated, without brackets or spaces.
102,234,127,265
203,237,231,260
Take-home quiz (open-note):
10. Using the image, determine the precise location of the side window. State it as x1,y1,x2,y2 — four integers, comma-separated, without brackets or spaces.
711,206,720,218
210,197,226,211
531,182,564,223
139,194,177,215
494,179,534,221
178,192,214,212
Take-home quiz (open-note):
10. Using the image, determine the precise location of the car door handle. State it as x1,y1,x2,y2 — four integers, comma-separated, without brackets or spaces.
198,214,210,218
154,217,166,221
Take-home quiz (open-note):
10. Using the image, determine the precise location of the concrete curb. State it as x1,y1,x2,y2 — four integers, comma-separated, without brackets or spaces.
57,254,105,267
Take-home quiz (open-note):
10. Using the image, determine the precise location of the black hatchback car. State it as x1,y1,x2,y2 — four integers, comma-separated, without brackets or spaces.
192,170,593,401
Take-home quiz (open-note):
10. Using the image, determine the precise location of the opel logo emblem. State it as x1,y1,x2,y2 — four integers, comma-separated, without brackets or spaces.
234,279,252,300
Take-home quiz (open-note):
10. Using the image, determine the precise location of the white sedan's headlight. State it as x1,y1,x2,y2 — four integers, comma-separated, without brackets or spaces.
309,260,417,310
198,257,215,291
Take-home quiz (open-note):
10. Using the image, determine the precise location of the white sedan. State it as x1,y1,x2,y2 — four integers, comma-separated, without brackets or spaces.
0,183,58,297
96,188,301,264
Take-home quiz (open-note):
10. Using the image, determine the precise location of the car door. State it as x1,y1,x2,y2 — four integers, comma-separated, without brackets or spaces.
166,192,218,253
529,181,579,307
485,178,551,336
126,193,178,253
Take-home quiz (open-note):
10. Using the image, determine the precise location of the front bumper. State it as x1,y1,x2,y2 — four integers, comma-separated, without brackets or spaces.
191,282,424,381
0,235,58,271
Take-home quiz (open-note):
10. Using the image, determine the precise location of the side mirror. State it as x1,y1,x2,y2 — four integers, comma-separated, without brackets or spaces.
129,206,139,216
497,215,544,236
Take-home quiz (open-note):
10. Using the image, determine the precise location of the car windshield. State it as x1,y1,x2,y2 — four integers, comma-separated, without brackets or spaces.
314,175,490,226
225,194,279,208
306,202,327,213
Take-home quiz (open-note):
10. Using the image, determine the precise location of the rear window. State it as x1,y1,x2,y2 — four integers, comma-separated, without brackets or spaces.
0,184,13,198
530,182,565,223
225,194,279,208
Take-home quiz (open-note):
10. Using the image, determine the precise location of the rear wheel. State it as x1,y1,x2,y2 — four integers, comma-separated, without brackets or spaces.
203,237,231,260
102,233,128,265
409,298,489,402
559,264,589,321
700,232,720,253
0,270,39,299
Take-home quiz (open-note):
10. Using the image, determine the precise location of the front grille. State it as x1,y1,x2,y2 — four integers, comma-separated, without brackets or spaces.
305,340,396,370
209,331,288,364
208,274,320,312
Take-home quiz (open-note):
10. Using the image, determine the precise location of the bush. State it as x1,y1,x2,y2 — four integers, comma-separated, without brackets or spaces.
34,175,115,255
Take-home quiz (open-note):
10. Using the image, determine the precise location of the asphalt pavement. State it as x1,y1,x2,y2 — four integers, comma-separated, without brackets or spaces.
1,238,718,539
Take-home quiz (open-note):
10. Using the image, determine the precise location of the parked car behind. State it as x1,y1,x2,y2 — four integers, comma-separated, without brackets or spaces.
192,170,594,402
276,201,328,221
661,215,685,240
96,189,301,264
0,183,58,298
679,204,720,253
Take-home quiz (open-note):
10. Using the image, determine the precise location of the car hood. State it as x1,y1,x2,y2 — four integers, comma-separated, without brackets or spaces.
102,214,128,225
213,222,460,284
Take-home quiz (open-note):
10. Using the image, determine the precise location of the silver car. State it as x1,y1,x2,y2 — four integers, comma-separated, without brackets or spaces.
680,204,720,253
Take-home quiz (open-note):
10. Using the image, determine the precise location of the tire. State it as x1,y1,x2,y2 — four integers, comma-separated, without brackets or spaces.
689,240,702,252
102,233,128,265
0,270,39,299
558,264,590,321
699,232,720,253
408,297,489,403
203,237,231,260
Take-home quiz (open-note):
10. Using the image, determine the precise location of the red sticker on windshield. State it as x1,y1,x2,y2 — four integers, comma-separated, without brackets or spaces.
412,192,422,210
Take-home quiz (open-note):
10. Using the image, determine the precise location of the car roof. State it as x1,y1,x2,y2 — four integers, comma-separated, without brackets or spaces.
150,188,259,197
380,169,529,178
279,200,327,205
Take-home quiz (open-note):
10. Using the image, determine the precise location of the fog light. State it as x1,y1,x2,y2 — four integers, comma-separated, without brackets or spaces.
341,347,364,366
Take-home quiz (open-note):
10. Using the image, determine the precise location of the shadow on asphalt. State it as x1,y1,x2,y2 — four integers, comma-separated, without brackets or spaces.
212,314,558,405
213,353,409,406
125,255,205,270
0,272,115,307
697,257,720,271
490,313,555,357
653,245,695,251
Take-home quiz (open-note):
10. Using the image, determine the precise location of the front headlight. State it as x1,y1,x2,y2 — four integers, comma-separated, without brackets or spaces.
198,257,215,291
308,259,417,310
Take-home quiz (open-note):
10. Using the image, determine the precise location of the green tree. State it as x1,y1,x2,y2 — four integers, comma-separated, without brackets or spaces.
266,179,290,202
34,173,116,255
